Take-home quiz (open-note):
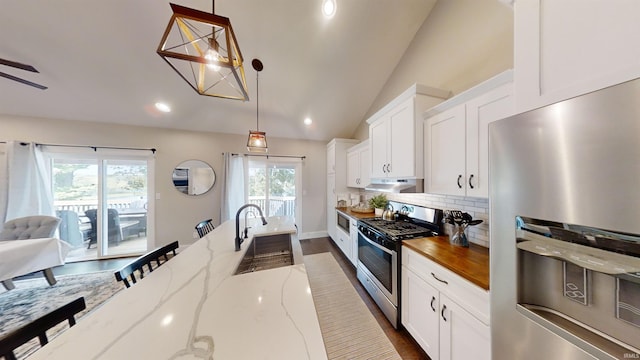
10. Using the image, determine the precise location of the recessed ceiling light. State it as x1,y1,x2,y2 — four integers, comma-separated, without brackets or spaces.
304,117,313,125
322,0,336,18
155,102,171,113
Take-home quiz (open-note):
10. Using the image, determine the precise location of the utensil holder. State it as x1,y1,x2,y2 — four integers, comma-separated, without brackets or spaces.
450,224,469,247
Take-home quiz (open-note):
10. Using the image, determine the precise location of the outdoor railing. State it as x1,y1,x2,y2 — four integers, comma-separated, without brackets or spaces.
54,200,143,215
247,196,295,217
55,196,294,217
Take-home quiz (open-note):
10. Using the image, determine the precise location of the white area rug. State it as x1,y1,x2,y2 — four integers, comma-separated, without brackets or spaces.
304,253,402,360
0,271,123,359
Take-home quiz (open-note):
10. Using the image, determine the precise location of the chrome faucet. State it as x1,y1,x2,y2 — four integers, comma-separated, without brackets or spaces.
235,204,267,251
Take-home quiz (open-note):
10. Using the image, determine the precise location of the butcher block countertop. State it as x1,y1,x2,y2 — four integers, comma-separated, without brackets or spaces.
336,206,376,220
402,236,490,291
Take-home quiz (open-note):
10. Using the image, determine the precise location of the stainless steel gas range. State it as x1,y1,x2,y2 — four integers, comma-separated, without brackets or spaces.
356,201,443,328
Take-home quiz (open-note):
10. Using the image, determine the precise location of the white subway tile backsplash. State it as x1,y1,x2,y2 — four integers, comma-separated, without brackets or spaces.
365,190,491,248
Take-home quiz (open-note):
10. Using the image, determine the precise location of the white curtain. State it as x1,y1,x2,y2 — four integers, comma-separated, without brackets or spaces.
4,141,55,221
221,153,246,222
0,143,7,223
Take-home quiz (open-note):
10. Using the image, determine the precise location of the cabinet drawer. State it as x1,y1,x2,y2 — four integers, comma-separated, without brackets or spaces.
336,227,351,258
402,246,490,325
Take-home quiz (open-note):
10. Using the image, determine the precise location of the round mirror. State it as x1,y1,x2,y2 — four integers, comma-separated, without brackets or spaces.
172,160,216,196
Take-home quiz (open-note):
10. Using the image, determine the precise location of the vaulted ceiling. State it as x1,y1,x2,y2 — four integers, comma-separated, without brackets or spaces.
0,0,437,141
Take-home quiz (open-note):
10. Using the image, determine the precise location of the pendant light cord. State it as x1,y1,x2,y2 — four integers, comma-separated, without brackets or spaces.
256,69,259,131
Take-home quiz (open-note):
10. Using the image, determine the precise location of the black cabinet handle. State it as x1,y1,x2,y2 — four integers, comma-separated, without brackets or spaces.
457,175,462,188
383,164,387,173
430,296,436,312
468,174,474,189
431,272,448,285
441,304,447,321
387,163,391,173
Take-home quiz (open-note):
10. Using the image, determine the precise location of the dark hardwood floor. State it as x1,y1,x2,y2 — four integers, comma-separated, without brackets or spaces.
18,237,428,359
300,237,430,360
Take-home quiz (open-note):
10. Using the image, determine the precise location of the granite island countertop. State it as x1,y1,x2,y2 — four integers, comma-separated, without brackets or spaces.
29,216,327,360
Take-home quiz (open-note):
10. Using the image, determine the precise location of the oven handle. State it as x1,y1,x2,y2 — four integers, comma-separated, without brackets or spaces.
358,230,395,256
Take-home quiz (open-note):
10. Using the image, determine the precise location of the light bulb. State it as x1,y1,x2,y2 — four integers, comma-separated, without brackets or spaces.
205,49,221,72
322,0,336,18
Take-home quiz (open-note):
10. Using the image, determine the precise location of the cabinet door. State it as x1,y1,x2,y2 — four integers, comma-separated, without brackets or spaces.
465,83,514,198
327,174,336,240
402,267,440,360
439,294,490,360
425,104,466,196
515,0,640,113
346,150,360,188
388,97,415,178
327,142,336,174
370,119,389,178
359,148,370,188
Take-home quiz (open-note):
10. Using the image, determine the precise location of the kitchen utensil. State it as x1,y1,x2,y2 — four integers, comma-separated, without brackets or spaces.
382,203,395,221
468,219,483,226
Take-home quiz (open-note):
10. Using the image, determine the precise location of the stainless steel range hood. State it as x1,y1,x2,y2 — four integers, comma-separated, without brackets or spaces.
364,179,423,193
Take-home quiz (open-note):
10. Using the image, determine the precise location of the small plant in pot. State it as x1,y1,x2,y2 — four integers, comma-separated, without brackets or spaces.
369,194,388,216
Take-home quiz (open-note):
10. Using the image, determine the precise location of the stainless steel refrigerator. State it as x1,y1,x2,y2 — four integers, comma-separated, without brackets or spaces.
489,78,640,359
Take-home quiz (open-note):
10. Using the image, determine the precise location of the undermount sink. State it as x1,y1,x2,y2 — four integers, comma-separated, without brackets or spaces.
234,233,299,275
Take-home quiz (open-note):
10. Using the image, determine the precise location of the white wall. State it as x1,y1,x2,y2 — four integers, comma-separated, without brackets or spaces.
0,115,327,248
353,0,513,140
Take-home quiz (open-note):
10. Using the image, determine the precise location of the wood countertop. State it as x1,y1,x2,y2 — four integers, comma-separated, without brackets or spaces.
402,236,490,291
335,206,376,220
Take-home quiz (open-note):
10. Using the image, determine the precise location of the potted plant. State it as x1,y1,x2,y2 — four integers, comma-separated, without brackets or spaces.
368,194,388,216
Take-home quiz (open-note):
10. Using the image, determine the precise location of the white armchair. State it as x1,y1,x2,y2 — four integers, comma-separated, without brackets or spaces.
0,215,61,240
0,215,66,291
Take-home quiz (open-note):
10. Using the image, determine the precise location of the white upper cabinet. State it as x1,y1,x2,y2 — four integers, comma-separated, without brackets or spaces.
368,84,450,180
515,0,640,113
347,140,370,188
425,104,467,196
425,71,514,198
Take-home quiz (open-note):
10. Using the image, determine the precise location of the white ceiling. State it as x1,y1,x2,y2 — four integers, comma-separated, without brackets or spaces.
0,0,437,142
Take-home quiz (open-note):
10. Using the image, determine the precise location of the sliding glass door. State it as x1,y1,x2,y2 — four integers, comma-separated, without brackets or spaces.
247,159,302,225
47,149,153,261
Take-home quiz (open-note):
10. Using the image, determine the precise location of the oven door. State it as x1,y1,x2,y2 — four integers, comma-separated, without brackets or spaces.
357,230,397,305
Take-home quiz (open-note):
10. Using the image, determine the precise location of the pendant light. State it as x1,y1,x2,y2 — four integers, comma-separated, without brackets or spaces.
247,59,268,153
157,2,249,101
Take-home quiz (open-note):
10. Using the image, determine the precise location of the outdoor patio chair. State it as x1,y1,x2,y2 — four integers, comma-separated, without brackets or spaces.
84,209,122,249
195,219,215,238
0,297,86,360
55,210,83,248
114,241,179,288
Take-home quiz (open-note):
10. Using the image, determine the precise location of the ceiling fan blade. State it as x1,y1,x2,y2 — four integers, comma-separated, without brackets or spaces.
0,71,47,90
0,58,39,73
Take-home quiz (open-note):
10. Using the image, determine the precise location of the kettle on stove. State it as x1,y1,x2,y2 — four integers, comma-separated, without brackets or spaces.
382,203,395,221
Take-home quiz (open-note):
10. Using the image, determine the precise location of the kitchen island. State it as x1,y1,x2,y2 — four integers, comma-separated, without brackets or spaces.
29,216,328,360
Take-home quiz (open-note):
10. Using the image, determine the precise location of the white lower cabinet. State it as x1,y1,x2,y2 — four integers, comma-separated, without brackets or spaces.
334,226,351,260
403,269,441,356
401,246,490,360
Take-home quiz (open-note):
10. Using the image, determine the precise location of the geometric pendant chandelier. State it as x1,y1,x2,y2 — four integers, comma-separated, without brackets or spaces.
157,2,249,101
